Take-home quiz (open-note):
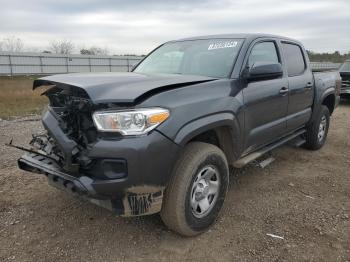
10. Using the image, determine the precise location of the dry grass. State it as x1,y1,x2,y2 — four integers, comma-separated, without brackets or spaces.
0,76,49,119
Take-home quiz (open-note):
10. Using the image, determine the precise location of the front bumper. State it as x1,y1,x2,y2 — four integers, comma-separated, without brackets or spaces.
18,110,181,216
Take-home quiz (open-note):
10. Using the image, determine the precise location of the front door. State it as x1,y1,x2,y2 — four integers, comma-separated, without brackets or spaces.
243,40,289,152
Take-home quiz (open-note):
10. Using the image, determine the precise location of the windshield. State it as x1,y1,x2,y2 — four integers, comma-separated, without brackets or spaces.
340,62,350,72
134,39,244,78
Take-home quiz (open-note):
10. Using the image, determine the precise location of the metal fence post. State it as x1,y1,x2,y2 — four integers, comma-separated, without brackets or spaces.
39,56,43,74
8,55,13,76
109,58,112,72
88,57,92,72
66,56,69,73
126,58,130,72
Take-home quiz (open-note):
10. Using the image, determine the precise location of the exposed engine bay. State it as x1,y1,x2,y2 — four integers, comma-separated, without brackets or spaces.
43,85,97,146
28,84,101,173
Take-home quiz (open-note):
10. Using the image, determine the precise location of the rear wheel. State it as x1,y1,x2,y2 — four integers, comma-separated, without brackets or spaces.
304,105,330,150
160,142,229,236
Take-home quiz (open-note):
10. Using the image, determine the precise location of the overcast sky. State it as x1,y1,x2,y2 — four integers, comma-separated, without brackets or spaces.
0,0,349,54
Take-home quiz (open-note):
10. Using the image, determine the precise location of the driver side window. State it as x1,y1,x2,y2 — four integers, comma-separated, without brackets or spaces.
248,42,279,67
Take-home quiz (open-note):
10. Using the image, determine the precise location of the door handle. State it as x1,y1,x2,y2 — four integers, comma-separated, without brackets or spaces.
305,82,313,88
279,87,289,95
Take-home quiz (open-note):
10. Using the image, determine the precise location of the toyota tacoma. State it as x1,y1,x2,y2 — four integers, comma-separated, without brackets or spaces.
339,60,350,97
13,34,341,236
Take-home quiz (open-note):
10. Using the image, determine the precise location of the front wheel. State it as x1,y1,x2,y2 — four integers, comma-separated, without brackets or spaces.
160,142,229,236
304,105,330,150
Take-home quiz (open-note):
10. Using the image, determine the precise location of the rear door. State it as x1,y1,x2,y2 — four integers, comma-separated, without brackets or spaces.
242,39,289,152
281,42,314,132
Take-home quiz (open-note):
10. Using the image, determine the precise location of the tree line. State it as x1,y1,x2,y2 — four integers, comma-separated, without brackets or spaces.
0,37,113,56
306,50,350,63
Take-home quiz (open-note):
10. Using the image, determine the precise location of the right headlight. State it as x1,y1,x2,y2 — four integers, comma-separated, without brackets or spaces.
92,107,170,136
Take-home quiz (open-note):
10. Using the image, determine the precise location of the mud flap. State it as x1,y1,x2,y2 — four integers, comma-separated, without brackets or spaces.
122,186,164,216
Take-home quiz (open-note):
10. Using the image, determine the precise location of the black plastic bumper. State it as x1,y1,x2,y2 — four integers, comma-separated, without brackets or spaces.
18,146,178,216
18,153,124,213
19,153,99,197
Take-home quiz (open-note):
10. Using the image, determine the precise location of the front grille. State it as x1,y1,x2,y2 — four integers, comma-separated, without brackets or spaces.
341,79,350,92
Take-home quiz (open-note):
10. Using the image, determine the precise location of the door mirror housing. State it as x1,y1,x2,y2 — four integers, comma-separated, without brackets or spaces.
245,62,283,80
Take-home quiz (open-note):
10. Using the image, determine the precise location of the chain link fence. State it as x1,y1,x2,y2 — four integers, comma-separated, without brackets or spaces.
310,62,341,71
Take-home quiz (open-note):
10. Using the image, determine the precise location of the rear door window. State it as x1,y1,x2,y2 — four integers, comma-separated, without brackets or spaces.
282,43,306,76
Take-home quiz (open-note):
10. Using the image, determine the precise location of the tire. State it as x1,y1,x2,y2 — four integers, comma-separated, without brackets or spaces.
160,142,229,237
304,105,330,150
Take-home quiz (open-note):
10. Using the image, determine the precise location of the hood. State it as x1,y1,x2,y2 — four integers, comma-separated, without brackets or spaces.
33,72,216,104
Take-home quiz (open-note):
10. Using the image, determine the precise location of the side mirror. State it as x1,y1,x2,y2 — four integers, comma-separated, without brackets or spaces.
246,62,283,80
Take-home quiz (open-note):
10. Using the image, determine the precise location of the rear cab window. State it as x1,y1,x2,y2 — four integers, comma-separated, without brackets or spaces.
281,43,306,76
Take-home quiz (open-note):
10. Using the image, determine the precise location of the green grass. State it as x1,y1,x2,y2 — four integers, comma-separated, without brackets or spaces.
0,76,49,119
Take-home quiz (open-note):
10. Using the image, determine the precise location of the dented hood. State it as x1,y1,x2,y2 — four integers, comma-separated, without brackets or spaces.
33,72,216,104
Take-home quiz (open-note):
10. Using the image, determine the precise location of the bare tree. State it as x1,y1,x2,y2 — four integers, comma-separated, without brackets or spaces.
80,48,93,55
1,36,24,52
80,46,109,55
49,39,74,54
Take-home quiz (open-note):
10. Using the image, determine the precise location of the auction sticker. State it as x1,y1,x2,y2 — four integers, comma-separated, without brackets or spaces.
208,41,238,50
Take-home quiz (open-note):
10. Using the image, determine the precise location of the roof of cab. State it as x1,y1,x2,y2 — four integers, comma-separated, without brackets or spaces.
172,33,300,44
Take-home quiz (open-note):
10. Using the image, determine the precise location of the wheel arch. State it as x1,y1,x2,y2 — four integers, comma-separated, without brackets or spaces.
174,113,242,164
321,93,336,115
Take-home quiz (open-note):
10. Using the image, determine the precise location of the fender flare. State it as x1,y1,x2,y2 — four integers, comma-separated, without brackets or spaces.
311,87,336,123
320,87,335,103
317,87,336,114
173,112,241,148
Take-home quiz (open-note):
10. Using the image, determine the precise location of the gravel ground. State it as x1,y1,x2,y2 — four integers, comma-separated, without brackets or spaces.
0,103,349,262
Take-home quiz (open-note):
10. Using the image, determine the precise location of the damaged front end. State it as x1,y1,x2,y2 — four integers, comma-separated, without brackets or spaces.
39,85,97,172
14,81,179,216
16,84,122,212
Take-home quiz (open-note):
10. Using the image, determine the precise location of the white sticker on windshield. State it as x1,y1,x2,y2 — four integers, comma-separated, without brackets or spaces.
208,41,238,50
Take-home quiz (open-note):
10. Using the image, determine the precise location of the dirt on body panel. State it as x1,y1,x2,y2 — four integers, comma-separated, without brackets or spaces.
122,186,164,217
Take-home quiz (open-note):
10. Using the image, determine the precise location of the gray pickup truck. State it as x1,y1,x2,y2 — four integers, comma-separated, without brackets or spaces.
339,60,350,97
14,34,341,236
